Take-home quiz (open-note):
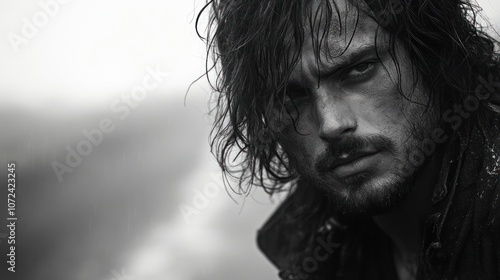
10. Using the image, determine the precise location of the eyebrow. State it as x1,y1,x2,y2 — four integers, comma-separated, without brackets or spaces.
317,43,379,78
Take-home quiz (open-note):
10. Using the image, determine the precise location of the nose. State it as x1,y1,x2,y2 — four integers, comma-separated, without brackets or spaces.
313,88,357,141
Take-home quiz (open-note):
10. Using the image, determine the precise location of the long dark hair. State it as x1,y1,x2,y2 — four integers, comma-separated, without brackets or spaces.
196,0,500,196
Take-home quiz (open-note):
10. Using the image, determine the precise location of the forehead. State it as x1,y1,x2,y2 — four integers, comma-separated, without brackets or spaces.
290,0,380,83
307,0,374,45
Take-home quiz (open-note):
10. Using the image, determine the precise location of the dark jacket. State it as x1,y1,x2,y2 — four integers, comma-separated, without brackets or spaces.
257,108,500,280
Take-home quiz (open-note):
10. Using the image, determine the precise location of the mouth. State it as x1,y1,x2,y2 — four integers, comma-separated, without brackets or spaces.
323,151,380,179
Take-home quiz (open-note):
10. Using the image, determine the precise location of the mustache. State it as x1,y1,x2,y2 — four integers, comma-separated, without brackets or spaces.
315,135,395,173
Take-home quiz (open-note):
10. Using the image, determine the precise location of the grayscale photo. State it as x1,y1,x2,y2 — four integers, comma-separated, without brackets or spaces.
0,0,499,279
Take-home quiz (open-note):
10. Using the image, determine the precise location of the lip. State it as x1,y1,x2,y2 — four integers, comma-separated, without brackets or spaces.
328,151,379,178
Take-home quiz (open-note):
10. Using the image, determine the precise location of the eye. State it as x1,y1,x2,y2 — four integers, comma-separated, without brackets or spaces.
284,85,309,104
283,86,310,118
353,63,370,72
286,88,308,101
343,61,378,81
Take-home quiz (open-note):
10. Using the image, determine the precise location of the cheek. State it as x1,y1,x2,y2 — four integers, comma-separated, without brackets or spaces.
354,77,407,136
357,55,429,137
278,127,320,166
363,77,435,145
278,107,317,150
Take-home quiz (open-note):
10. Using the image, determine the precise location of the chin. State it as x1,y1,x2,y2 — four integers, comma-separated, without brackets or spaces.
321,172,413,220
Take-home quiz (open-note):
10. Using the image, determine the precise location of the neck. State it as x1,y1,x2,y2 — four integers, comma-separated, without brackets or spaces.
373,149,444,280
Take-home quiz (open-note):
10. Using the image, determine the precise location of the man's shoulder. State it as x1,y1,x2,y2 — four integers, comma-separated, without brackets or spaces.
256,185,347,277
256,196,348,279
256,188,327,270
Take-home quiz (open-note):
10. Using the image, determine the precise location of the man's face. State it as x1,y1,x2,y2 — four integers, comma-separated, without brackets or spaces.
276,1,440,218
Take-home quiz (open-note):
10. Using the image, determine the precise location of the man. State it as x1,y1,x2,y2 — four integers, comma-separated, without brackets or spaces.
198,0,500,279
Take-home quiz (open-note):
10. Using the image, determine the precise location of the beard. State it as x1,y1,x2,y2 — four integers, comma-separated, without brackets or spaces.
319,170,415,220
287,118,432,220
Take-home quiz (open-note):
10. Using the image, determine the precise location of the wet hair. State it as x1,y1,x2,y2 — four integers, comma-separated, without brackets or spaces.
196,0,500,195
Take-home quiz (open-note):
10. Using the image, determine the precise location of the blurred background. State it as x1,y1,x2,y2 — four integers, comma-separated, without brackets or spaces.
0,1,498,280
